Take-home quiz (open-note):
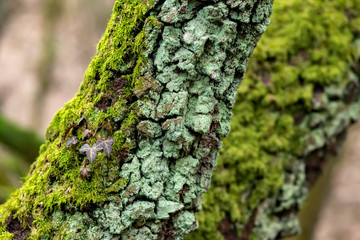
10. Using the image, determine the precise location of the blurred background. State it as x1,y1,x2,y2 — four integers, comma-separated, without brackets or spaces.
0,0,360,239
0,0,114,205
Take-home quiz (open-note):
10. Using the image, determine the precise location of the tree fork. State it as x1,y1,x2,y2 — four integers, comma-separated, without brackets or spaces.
0,0,273,239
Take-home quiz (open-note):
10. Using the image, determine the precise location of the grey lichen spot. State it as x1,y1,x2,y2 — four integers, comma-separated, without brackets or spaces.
163,139,182,159
156,91,188,119
214,101,232,137
252,0,274,23
166,72,188,92
159,0,201,24
173,48,197,77
161,118,195,152
138,100,157,119
194,90,217,114
87,226,114,240
94,202,124,234
157,65,179,84
121,226,157,240
174,156,199,175
173,211,198,240
121,201,156,229
154,26,182,70
185,112,212,134
66,213,95,238
139,141,169,181
162,117,185,142
228,0,256,23
120,156,141,181
140,181,164,200
164,171,188,201
157,199,184,219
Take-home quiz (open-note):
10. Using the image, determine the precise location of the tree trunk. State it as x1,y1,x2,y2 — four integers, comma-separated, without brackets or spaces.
0,0,273,239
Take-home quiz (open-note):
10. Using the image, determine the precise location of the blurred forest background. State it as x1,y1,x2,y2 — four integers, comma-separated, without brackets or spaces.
0,0,360,239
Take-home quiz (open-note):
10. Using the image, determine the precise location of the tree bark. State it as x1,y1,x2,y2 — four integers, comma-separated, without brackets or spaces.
0,0,273,239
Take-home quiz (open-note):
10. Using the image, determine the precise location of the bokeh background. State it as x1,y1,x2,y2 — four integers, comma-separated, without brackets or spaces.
0,0,360,239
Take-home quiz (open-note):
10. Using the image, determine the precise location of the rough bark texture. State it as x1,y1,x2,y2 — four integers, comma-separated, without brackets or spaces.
0,0,273,239
187,1,360,239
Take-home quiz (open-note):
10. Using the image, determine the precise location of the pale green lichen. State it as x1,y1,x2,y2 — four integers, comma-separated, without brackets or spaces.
157,200,184,219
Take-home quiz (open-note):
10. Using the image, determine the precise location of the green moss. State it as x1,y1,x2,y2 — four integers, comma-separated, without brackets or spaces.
0,208,11,239
0,232,13,240
0,0,163,238
188,0,360,239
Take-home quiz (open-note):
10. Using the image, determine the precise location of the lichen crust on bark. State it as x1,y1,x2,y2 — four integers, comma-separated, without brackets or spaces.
0,0,273,239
